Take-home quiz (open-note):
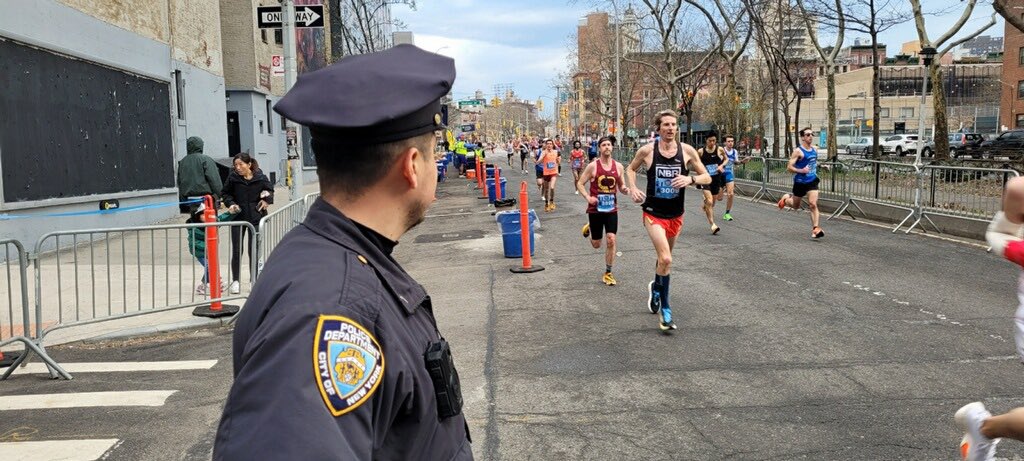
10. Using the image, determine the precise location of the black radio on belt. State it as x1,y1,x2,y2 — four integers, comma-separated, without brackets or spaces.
424,339,463,419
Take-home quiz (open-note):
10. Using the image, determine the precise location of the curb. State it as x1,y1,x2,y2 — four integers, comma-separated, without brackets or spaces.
82,316,231,343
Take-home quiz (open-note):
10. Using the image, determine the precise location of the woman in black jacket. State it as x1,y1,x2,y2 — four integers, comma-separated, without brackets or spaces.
220,153,274,294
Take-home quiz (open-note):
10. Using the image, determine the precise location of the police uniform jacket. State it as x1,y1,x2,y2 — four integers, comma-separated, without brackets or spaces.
214,198,472,460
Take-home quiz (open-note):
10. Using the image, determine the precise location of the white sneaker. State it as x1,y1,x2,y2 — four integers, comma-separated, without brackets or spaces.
229,281,241,294
195,283,207,295
955,402,998,461
574,190,579,195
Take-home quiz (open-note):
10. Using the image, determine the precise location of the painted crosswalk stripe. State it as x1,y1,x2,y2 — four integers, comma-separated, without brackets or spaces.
14,360,218,374
0,390,176,411
0,438,120,461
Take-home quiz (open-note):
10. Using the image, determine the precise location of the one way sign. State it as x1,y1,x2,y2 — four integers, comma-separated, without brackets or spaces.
257,5,324,29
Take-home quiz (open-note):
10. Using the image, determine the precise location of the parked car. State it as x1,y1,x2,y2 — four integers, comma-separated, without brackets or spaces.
845,137,872,156
880,134,920,156
948,133,985,158
981,130,1024,159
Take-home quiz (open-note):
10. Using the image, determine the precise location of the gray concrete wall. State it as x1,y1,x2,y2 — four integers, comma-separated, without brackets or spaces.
0,0,226,249
225,91,287,186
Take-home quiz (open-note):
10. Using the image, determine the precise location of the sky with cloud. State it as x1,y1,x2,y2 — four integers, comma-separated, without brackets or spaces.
393,1,1004,118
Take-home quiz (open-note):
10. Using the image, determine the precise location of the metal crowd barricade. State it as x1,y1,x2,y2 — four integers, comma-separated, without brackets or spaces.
32,221,256,351
1,239,68,380
756,158,794,203
303,191,320,211
256,197,309,280
732,156,766,199
910,165,1019,232
833,159,921,232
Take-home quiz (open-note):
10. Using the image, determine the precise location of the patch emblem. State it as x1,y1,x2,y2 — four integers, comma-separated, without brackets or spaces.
434,113,442,125
314,315,385,416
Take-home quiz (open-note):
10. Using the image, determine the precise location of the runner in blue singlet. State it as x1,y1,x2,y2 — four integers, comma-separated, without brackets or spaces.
778,127,825,238
719,134,748,221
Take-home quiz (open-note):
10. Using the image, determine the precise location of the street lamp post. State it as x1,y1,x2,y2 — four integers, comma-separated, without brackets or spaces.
916,47,936,166
614,3,622,138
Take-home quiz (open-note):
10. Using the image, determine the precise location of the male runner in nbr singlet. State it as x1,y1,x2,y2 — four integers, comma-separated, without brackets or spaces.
625,110,711,332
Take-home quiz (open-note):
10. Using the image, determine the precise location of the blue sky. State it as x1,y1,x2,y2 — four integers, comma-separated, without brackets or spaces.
394,1,1005,118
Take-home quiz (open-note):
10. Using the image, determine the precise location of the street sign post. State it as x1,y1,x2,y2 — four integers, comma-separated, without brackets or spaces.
257,5,324,29
739,102,751,110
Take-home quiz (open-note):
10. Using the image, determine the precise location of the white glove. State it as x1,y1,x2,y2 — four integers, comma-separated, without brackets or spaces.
987,211,1024,254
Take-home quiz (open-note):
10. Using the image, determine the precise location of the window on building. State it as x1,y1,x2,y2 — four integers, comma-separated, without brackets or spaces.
851,108,866,119
174,70,186,121
274,29,283,45
281,115,287,131
1019,47,1024,65
900,107,914,118
266,99,273,135
261,30,267,44
259,120,264,134
880,107,890,118
1019,80,1024,99
1017,113,1024,128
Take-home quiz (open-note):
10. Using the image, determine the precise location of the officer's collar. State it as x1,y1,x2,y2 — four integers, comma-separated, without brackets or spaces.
303,199,426,315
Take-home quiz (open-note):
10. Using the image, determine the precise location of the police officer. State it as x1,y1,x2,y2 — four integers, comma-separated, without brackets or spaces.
213,45,472,460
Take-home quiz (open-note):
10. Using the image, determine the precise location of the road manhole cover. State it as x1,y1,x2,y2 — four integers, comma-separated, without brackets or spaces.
414,229,486,243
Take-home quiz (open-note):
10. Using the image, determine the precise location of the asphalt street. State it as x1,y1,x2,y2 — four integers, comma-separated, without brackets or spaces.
3,161,1024,460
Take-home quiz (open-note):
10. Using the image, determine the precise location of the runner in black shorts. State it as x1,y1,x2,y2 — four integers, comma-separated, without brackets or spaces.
577,136,629,286
792,177,820,198
696,133,725,235
778,127,825,238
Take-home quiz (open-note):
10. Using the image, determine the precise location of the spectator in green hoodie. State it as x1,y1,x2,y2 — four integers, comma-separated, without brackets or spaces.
177,136,224,214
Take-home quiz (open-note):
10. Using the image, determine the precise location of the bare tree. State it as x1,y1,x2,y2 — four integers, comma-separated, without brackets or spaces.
746,0,812,156
834,0,913,159
329,0,414,60
797,0,844,160
623,0,735,111
909,0,996,161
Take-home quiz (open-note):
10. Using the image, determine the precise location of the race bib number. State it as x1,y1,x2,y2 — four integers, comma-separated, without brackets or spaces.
705,163,719,175
572,159,582,169
546,162,556,169
653,165,681,199
596,193,615,212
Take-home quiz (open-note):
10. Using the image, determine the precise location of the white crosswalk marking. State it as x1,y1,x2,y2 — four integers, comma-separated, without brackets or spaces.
0,390,176,411
13,360,217,374
0,439,120,461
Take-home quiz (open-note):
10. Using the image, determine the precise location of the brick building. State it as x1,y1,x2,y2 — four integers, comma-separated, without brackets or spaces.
1001,2,1024,130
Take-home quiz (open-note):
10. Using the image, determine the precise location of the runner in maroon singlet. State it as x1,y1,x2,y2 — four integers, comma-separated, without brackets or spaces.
576,136,630,286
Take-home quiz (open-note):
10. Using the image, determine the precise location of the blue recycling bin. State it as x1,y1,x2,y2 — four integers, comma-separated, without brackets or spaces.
436,162,447,182
485,166,501,179
495,210,537,258
485,178,507,203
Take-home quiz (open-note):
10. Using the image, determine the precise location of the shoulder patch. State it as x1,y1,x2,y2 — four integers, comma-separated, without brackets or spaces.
313,315,385,416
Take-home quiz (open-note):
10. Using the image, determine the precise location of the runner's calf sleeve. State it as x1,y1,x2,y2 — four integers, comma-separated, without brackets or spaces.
987,211,1024,254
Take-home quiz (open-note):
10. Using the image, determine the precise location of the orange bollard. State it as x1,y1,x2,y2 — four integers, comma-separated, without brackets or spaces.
511,181,544,274
494,164,502,200
477,157,488,199
193,195,239,318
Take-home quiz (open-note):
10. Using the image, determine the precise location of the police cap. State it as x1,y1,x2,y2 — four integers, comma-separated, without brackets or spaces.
274,44,455,147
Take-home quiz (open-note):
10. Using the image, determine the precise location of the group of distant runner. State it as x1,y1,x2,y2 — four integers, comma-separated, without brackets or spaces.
488,108,1024,459
498,109,825,332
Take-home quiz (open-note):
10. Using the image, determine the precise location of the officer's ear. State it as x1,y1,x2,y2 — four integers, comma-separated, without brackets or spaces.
398,145,421,189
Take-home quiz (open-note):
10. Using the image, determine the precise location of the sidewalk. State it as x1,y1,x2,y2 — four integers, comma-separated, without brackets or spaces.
0,182,320,350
